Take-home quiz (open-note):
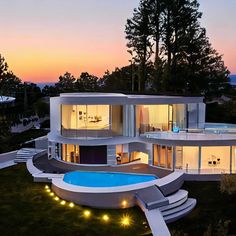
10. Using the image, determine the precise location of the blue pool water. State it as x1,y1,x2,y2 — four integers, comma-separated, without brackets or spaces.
63,171,157,187
205,122,236,129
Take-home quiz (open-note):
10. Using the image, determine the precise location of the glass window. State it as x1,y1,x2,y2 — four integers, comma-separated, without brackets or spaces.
137,105,171,133
201,146,230,174
182,146,199,172
153,145,159,166
232,146,236,173
61,104,110,130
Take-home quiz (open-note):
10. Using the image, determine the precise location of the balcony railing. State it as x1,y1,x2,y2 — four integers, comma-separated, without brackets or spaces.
61,128,112,139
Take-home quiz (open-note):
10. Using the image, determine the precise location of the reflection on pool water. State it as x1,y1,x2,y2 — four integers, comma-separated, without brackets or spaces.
63,171,157,187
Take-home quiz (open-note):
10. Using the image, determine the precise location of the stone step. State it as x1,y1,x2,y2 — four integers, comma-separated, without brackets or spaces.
163,198,196,224
160,190,188,211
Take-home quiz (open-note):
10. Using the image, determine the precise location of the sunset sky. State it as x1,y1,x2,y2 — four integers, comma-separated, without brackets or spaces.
0,0,235,83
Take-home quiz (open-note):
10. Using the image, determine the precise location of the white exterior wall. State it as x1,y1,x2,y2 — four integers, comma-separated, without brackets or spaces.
50,97,61,135
107,145,116,165
198,103,206,129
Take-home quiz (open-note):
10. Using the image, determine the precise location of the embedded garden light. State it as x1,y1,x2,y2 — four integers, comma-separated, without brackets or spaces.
102,214,109,222
84,210,91,218
69,202,74,208
45,185,49,189
49,192,54,196
54,196,59,201
46,189,51,193
60,200,66,205
121,215,131,227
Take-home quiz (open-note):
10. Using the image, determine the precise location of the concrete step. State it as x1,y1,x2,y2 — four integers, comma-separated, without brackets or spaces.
163,198,196,223
162,198,195,217
160,190,188,211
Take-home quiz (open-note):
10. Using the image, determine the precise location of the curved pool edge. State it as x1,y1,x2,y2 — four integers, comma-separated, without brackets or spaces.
51,171,184,209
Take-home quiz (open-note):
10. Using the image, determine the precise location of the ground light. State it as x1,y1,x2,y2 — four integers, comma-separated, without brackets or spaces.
121,214,132,227
43,186,134,228
60,200,66,205
84,210,91,218
102,214,109,222
54,196,59,201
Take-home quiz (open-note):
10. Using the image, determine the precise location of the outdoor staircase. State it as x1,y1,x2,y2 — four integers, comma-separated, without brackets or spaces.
136,187,196,236
15,148,47,163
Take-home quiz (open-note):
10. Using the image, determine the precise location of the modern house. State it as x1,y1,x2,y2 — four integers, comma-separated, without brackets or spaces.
48,93,236,175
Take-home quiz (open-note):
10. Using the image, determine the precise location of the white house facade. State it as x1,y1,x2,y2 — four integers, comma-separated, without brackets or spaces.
48,93,236,174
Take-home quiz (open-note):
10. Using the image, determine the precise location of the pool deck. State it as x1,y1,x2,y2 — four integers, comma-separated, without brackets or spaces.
33,154,172,178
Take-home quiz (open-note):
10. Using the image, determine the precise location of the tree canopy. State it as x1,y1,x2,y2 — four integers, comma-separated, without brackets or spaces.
0,54,21,97
125,0,230,97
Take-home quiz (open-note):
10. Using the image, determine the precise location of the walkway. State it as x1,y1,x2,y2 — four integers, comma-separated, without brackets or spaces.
0,151,17,169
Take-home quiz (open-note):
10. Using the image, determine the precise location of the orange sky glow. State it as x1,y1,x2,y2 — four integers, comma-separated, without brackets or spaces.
0,0,235,83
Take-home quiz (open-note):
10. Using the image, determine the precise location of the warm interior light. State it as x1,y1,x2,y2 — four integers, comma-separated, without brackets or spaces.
121,215,131,227
102,214,109,222
84,210,91,217
69,202,74,208
60,200,66,205
54,196,59,201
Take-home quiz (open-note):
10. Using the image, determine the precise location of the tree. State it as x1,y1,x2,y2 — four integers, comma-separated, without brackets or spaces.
126,0,231,97
125,0,153,92
0,54,21,97
76,72,99,92
102,66,136,92
55,72,76,92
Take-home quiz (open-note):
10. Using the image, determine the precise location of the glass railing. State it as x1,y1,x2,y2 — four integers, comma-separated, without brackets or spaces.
61,128,113,139
175,167,231,174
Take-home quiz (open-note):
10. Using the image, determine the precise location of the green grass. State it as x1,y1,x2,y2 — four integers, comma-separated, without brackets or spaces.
0,164,151,236
1,165,236,236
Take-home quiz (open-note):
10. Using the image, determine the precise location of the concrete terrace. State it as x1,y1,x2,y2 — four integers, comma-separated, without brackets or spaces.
33,154,172,178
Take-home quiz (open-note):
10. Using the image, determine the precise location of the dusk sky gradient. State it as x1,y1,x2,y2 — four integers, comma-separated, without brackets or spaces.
0,0,235,83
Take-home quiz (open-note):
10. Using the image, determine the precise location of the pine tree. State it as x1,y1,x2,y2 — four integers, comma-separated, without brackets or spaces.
125,0,153,93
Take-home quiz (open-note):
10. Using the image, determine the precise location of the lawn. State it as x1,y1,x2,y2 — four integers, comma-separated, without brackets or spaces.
1,164,236,236
0,164,151,236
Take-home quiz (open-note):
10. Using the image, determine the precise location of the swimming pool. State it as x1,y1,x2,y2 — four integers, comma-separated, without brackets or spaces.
63,171,157,187
205,122,236,129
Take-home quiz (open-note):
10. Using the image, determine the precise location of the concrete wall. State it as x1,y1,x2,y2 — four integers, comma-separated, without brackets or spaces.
107,145,116,165
35,136,48,149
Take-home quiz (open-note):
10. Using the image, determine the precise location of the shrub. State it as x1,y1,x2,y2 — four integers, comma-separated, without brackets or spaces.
220,174,236,195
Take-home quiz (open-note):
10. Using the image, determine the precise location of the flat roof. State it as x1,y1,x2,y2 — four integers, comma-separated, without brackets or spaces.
0,96,15,104
58,93,204,105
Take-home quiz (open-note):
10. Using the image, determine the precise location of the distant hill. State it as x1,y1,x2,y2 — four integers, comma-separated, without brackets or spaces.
37,82,55,90
230,74,236,85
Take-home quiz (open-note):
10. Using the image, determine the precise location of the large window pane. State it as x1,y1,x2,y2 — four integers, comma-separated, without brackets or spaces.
201,146,230,173
137,105,170,133
61,104,110,131
175,146,199,172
